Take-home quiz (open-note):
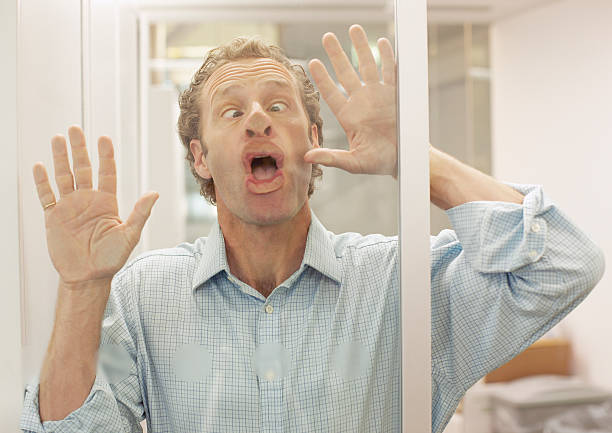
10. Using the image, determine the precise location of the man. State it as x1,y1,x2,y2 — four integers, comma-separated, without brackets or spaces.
21,25,604,433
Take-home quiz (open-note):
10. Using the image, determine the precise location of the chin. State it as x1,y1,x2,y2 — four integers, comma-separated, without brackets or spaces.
242,203,296,226
216,181,309,227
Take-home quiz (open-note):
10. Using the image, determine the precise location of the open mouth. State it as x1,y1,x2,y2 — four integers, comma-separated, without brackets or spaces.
251,156,278,180
245,152,284,180
243,151,284,194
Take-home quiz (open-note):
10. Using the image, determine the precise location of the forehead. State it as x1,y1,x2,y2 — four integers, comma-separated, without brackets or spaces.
203,58,299,101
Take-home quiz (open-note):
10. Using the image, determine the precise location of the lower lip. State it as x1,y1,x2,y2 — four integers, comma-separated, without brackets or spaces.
245,169,284,193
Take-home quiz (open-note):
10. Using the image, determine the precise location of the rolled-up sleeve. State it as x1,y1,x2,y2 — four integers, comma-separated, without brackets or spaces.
430,183,605,433
20,269,145,433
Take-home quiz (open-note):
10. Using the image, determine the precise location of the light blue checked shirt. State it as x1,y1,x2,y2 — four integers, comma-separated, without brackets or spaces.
21,183,605,433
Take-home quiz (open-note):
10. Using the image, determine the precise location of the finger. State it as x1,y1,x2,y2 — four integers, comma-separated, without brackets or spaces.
67,125,93,190
308,59,347,116
51,135,75,197
321,32,362,94
32,163,57,210
378,38,396,86
349,24,379,83
124,192,159,245
304,148,361,174
98,136,117,195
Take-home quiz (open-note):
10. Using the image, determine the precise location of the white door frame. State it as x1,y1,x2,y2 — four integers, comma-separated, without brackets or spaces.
396,0,432,430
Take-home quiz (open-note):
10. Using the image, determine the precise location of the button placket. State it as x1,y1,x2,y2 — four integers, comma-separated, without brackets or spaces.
256,295,283,432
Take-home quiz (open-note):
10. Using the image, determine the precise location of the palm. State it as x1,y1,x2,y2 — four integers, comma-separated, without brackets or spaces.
45,191,131,282
307,25,398,177
336,83,397,175
33,126,158,285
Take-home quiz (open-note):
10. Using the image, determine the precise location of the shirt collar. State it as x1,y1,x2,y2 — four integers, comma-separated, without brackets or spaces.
191,220,228,292
302,211,342,284
191,210,342,292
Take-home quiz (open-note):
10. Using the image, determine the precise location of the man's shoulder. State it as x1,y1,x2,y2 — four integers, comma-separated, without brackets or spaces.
326,232,399,282
330,231,398,258
113,238,208,281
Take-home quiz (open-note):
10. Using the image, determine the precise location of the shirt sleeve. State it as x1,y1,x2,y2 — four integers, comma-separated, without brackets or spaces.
430,182,605,433
20,270,145,433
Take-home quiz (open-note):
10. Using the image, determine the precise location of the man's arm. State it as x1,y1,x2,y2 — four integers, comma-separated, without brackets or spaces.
429,182,605,432
22,270,146,432
39,279,111,421
23,126,156,430
429,145,524,209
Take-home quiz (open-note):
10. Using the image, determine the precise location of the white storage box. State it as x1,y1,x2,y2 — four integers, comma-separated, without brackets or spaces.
491,376,612,433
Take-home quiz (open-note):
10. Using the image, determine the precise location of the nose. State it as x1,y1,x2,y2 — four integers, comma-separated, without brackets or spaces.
245,103,272,138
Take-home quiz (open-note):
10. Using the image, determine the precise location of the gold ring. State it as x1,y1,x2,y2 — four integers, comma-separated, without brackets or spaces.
43,201,56,210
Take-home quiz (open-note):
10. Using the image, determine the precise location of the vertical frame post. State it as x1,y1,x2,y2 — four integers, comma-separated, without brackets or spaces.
138,13,151,252
396,0,432,431
0,0,23,429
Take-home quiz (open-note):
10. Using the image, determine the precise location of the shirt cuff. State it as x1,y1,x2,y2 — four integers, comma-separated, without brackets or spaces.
445,183,554,273
20,370,113,433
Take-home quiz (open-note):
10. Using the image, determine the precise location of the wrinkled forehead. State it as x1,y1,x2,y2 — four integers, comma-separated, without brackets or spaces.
202,58,300,102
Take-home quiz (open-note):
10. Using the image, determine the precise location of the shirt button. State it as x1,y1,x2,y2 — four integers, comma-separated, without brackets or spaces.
264,370,276,381
265,304,274,314
531,222,541,233
529,250,538,259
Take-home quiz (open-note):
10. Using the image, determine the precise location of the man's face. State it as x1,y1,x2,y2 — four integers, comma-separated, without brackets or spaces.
190,58,319,226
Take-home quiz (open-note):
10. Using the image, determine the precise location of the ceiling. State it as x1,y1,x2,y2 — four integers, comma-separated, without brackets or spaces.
427,0,560,22
133,0,560,24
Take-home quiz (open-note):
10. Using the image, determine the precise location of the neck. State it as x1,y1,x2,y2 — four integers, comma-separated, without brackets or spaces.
217,202,312,298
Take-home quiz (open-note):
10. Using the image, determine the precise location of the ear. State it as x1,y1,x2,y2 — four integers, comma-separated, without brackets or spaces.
310,124,320,149
189,139,212,179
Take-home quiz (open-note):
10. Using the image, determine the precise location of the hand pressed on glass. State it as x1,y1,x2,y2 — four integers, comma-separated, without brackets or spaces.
32,125,158,285
306,24,397,178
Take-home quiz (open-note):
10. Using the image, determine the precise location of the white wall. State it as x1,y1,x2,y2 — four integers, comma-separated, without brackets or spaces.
145,86,186,251
18,0,83,389
0,0,23,430
491,0,612,386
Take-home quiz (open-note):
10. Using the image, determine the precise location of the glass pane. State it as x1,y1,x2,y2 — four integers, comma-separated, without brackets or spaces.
143,7,399,432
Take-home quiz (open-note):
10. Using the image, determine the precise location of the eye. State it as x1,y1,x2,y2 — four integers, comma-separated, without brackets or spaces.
222,108,243,119
269,102,288,112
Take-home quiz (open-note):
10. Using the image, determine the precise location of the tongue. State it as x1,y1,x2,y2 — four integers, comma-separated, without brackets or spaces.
253,165,277,180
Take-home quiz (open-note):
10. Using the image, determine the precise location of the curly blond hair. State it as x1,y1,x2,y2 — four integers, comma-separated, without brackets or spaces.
177,36,324,205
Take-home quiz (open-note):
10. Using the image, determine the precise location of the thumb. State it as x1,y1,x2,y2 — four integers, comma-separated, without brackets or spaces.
124,191,159,243
304,148,359,173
